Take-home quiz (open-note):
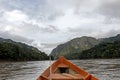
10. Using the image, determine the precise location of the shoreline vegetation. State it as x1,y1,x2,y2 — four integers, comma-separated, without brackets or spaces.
0,58,120,62
0,38,49,61
0,34,120,61
61,41,120,60
50,34,120,60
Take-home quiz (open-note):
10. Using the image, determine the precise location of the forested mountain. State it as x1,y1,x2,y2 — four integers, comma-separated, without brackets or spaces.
0,37,49,61
99,34,120,43
50,36,99,59
50,34,120,59
79,41,120,59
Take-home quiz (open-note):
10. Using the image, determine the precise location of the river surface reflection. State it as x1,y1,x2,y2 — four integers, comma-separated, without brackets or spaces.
0,59,120,80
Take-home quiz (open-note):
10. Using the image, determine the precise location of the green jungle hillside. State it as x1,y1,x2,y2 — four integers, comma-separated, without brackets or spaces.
50,34,120,59
0,38,48,61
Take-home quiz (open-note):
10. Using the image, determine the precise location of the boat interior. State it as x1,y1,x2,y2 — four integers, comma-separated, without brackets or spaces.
37,56,98,80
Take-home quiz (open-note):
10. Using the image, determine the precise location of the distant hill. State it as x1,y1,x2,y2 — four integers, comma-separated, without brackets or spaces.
50,34,120,59
79,34,120,59
0,37,48,61
79,41,120,59
99,34,120,43
50,36,99,59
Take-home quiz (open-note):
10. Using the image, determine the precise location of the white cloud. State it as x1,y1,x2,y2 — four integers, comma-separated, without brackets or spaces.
0,31,34,44
0,0,120,54
3,10,28,23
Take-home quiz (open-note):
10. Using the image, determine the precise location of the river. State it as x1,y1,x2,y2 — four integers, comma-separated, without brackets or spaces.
0,59,120,80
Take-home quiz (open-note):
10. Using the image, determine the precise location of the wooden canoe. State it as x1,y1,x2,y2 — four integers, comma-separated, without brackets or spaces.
37,56,98,80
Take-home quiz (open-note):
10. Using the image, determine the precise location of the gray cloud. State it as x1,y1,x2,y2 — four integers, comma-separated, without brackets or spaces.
41,42,61,48
0,31,34,44
0,0,120,54
98,0,120,19
100,29,120,38
40,42,62,54
22,22,59,33
31,42,62,54
46,25,59,33
68,27,96,34
21,22,41,34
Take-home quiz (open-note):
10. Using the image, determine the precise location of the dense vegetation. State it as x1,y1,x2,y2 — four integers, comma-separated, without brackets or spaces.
51,36,99,59
99,34,120,43
0,38,49,61
79,41,120,59
51,34,120,59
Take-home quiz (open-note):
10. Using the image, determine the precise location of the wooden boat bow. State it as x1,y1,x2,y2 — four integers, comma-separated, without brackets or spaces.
37,56,98,80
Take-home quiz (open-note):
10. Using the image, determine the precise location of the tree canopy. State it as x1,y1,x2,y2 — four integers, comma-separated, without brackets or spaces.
0,40,49,61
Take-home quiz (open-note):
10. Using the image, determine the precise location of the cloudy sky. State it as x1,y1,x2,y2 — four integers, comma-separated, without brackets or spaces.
0,0,120,54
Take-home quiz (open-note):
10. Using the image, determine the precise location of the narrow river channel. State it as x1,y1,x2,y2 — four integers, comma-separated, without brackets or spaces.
0,59,120,80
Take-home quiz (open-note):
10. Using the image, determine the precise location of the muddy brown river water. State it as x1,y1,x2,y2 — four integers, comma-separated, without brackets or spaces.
0,59,120,80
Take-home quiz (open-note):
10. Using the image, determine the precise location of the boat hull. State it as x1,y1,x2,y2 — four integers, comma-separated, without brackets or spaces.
37,56,98,80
